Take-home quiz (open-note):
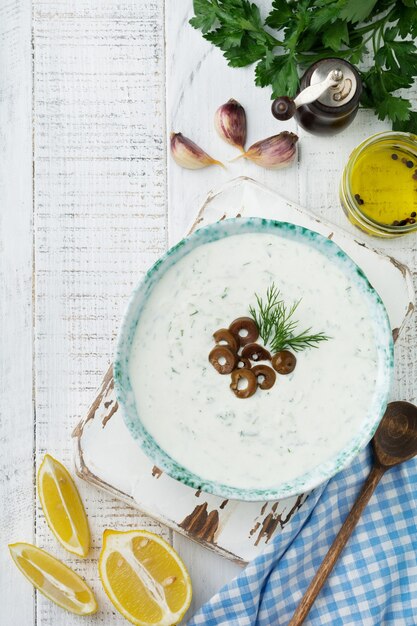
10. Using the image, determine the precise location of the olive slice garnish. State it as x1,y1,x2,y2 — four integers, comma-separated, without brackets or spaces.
241,342,271,362
271,350,297,374
252,365,276,390
229,317,259,347
237,357,251,369
230,368,257,399
213,328,239,353
209,346,237,375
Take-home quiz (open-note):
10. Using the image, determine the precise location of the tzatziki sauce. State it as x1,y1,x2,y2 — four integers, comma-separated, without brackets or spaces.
128,232,380,490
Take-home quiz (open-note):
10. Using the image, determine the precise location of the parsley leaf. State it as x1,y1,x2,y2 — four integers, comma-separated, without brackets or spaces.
322,19,350,51
256,53,299,96
264,0,293,29
222,39,268,66
381,71,413,93
189,0,218,33
375,94,411,123
309,0,348,33
191,0,280,70
393,110,417,134
339,0,380,24
376,37,417,78
394,6,417,38
190,0,417,130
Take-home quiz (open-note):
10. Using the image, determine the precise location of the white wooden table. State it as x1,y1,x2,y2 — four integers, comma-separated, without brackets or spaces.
1,1,416,624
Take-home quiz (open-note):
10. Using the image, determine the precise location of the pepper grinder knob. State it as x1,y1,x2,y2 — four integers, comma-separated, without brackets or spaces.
271,96,297,121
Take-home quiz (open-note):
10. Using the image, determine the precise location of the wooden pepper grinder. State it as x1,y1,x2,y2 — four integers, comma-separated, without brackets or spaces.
271,58,362,135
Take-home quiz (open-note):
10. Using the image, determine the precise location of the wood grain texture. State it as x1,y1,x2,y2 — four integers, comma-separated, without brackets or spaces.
1,0,417,623
0,1,34,624
32,1,169,624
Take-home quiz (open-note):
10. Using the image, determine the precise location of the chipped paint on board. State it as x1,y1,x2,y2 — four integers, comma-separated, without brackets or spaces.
254,495,306,546
180,503,220,543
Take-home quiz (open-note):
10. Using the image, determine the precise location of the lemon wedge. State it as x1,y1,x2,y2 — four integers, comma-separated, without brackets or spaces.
37,454,90,557
99,529,192,626
9,542,97,615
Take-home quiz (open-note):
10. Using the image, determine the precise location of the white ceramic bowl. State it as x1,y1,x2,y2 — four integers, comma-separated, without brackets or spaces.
114,218,393,501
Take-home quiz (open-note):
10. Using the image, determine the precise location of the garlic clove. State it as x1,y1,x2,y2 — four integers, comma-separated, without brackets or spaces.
240,131,298,169
214,98,247,152
170,132,223,169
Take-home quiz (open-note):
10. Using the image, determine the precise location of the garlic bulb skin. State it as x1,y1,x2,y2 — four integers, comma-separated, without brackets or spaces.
170,133,223,169
214,99,247,152
242,132,298,169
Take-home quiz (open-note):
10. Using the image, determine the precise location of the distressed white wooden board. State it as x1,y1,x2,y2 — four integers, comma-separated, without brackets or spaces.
0,2,34,625
74,175,413,565
1,0,417,624
75,346,307,564
30,2,172,625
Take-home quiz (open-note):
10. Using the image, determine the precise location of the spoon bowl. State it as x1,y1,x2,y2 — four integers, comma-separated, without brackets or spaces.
373,401,417,467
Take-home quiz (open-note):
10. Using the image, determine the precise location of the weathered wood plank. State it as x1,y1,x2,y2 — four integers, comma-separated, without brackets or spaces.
2,0,416,623
32,2,168,623
0,0,34,623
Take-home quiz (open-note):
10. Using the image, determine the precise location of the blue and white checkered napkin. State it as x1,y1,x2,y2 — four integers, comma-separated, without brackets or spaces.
187,447,417,625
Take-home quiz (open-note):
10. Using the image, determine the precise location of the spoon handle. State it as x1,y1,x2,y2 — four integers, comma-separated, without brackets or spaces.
288,464,385,626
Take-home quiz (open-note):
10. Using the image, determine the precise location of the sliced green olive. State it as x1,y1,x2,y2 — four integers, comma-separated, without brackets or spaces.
229,317,259,347
209,345,237,375
230,368,257,399
271,350,297,374
252,364,276,390
213,328,239,353
241,342,271,362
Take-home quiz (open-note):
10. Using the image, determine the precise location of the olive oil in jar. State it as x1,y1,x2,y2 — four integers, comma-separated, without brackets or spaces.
350,137,417,227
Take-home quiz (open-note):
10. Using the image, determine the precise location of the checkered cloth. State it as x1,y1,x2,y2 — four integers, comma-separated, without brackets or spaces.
187,447,417,625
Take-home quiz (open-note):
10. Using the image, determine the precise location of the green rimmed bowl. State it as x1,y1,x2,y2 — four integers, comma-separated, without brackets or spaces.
114,218,393,501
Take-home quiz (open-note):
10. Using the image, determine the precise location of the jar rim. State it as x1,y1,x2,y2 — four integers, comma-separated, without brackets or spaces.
341,131,417,234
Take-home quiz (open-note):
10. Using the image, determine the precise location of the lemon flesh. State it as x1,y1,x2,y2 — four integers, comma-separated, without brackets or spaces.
99,529,192,626
37,454,90,557
9,542,97,615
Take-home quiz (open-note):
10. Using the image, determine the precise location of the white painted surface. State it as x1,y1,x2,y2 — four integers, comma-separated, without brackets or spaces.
1,0,416,625
0,2,34,625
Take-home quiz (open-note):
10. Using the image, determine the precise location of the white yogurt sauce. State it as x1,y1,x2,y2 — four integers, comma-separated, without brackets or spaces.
129,232,380,490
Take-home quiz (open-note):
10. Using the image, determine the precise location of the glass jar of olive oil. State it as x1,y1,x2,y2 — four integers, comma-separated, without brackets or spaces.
340,131,417,237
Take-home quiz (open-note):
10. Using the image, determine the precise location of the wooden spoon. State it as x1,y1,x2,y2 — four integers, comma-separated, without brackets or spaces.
289,401,417,625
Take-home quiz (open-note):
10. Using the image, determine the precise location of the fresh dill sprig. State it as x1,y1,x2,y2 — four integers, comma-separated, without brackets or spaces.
249,283,330,353
269,299,300,353
276,329,330,354
249,283,282,346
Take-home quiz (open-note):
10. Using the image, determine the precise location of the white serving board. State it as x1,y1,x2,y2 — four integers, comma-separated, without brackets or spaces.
73,177,414,564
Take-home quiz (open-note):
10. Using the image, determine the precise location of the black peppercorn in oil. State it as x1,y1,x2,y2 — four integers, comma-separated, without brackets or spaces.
350,139,417,227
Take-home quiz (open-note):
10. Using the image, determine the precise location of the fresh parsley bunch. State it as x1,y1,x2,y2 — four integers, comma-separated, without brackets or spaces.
190,0,417,132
